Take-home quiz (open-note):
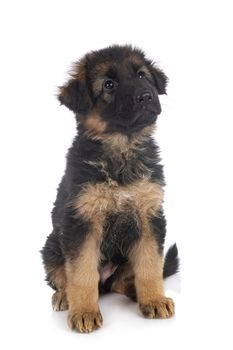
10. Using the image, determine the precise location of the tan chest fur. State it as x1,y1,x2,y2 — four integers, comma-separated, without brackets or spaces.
73,177,164,222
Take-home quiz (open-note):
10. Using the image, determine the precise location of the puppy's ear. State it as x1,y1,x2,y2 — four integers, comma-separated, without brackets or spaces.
58,79,92,114
148,63,168,95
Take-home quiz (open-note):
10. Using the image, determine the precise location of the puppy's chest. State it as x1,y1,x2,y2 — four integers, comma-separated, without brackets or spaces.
86,150,151,185
74,175,163,223
74,176,164,262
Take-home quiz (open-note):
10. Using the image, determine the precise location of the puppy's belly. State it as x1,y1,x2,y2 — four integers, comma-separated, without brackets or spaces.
99,261,118,284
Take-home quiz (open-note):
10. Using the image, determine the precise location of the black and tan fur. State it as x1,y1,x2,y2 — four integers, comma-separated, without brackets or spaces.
41,45,179,333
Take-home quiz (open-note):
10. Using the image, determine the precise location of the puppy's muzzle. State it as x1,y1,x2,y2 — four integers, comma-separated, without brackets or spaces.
132,89,161,115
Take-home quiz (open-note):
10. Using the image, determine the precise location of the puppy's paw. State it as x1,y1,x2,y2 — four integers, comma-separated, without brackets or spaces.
52,291,68,311
139,297,175,319
68,310,103,333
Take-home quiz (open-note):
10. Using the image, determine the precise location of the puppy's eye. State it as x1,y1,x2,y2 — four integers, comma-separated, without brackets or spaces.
137,71,145,79
104,80,114,89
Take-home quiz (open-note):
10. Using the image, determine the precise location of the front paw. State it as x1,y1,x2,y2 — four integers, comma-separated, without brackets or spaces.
139,297,175,319
68,310,103,333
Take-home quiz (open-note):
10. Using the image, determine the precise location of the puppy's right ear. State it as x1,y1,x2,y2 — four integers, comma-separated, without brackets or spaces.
58,79,92,115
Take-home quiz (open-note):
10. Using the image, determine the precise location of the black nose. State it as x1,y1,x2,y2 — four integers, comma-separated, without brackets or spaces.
136,91,153,104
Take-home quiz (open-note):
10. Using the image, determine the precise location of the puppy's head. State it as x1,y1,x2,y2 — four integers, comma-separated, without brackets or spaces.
58,45,167,136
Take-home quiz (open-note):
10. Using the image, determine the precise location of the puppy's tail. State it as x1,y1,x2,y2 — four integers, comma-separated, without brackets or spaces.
163,243,179,278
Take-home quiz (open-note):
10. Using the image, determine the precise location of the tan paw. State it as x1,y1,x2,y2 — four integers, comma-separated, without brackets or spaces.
52,291,68,311
139,297,175,319
68,310,103,333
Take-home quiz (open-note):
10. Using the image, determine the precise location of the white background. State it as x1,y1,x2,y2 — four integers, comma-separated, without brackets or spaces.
0,0,233,349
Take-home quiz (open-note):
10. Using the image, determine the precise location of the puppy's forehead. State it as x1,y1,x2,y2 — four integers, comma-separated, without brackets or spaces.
89,55,146,80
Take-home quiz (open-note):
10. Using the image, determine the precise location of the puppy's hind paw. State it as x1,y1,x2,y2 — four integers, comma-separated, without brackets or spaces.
52,291,68,311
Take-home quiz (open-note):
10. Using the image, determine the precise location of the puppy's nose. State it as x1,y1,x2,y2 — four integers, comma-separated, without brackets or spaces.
136,91,152,104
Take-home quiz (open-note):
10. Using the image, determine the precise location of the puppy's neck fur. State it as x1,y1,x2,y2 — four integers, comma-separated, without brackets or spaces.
99,125,155,155
79,112,156,154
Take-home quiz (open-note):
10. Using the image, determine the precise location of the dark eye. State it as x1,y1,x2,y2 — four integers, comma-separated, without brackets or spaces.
137,71,145,79
104,79,114,89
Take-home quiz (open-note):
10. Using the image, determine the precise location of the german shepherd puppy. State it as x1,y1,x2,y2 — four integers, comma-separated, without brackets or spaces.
41,45,179,333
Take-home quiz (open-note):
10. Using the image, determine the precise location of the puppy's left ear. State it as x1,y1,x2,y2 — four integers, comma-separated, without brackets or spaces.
148,63,168,95
58,79,92,115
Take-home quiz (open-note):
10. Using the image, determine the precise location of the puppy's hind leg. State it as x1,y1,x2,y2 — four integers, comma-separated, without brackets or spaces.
49,266,68,311
41,230,68,311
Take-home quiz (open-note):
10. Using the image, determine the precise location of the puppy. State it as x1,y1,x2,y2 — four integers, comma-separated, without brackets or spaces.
41,45,179,333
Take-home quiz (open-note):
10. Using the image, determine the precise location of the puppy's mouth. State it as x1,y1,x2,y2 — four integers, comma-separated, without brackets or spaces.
109,110,158,134
131,111,158,126
126,107,160,125
133,108,157,121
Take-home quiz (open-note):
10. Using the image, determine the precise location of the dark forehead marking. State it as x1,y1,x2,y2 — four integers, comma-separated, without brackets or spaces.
105,66,118,79
90,60,146,82
92,61,144,82
128,61,141,72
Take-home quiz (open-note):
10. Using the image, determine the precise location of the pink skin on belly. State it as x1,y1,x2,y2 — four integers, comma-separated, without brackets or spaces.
99,262,118,283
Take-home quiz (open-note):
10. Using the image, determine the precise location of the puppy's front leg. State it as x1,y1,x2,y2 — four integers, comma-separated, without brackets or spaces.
130,225,175,319
65,232,102,333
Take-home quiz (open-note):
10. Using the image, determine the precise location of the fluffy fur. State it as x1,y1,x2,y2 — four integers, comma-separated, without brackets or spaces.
41,45,179,333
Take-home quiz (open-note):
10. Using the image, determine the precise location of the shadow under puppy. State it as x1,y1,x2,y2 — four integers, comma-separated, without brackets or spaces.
41,45,179,333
